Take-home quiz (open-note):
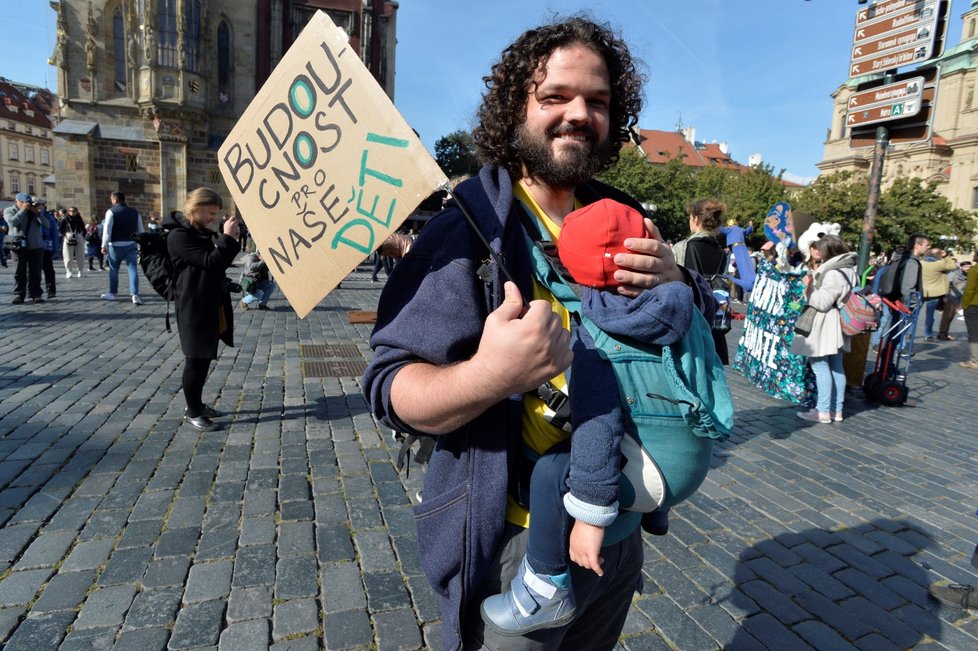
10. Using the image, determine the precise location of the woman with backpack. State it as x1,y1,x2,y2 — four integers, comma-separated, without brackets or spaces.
167,187,241,432
672,198,731,364
791,235,857,424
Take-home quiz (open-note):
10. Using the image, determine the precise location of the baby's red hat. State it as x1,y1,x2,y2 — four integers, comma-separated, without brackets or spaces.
558,199,650,289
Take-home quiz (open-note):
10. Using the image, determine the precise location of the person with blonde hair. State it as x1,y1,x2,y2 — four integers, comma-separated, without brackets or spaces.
165,188,240,431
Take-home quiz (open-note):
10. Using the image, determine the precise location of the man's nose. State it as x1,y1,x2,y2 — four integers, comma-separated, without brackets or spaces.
564,96,590,123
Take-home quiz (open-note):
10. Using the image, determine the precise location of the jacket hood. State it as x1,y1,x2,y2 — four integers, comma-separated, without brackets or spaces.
162,211,187,230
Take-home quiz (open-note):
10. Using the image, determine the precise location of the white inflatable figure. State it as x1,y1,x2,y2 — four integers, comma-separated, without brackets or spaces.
796,222,842,260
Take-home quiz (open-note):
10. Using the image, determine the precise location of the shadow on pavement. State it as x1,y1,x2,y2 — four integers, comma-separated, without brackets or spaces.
725,518,942,649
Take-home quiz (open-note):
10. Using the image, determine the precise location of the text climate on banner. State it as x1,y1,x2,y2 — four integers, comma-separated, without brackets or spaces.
218,11,448,318
734,263,816,407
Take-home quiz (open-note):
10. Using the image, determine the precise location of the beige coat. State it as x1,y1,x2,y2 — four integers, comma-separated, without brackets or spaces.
791,252,858,358
921,256,957,298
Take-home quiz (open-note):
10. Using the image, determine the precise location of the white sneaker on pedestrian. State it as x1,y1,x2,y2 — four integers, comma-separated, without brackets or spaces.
65,271,72,279
100,292,116,300
131,294,143,305
75,272,83,278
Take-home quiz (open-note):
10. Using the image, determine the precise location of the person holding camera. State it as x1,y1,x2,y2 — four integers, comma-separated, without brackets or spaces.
5,192,47,304
166,187,240,432
239,251,276,311
59,206,87,279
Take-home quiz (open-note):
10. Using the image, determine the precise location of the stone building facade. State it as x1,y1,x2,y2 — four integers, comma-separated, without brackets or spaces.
0,80,56,204
50,0,398,222
818,0,978,239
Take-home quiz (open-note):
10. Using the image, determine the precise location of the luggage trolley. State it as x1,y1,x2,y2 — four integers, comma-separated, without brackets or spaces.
863,292,922,406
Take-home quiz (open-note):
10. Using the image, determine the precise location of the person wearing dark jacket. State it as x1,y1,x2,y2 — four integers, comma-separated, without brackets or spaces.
166,188,240,432
673,198,731,364
59,206,87,278
6,192,47,304
363,17,716,650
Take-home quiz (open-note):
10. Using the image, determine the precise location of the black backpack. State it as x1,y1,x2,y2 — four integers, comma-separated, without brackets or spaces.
134,229,176,331
876,253,919,301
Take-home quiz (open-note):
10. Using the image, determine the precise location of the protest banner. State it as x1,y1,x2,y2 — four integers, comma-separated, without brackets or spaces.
734,262,816,407
218,11,448,317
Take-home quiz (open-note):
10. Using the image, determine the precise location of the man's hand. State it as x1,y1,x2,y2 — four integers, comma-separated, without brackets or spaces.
569,520,605,576
469,282,573,397
223,216,241,239
388,281,573,434
612,218,685,297
101,247,107,255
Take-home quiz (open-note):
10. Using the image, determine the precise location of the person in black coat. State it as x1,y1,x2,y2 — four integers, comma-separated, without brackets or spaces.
166,187,241,431
673,198,731,364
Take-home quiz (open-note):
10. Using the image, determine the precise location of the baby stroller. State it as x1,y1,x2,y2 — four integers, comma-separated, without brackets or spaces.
863,292,921,406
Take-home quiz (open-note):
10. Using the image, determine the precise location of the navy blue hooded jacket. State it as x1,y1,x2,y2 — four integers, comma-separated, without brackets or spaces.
362,164,713,650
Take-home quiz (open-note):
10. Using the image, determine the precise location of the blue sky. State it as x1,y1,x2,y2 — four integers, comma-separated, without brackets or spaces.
3,1,968,185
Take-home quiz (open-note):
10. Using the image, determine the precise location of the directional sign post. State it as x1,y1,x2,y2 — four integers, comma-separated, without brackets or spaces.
849,0,942,77
847,76,924,129
845,1,948,277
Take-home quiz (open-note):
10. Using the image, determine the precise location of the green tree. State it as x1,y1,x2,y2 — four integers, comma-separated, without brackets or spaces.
879,177,977,254
595,145,658,203
792,171,977,255
644,156,697,241
722,163,788,233
693,164,734,201
434,130,479,179
792,170,870,248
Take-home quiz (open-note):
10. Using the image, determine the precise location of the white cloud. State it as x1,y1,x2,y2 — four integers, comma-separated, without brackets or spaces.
783,172,817,186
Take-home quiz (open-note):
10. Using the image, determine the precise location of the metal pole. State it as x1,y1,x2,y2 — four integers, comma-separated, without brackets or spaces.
857,71,895,277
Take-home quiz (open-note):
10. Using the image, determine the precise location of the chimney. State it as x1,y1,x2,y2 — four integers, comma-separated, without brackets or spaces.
682,126,696,144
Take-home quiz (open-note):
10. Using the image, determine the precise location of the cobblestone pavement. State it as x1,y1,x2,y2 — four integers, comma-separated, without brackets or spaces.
0,261,976,650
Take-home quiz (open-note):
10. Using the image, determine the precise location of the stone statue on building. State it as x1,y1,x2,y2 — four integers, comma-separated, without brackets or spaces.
48,0,68,71
85,1,97,74
143,0,156,65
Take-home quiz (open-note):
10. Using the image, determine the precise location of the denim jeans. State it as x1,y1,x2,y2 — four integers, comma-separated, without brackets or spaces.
108,244,139,296
871,305,893,347
242,279,277,306
810,351,845,414
924,297,941,338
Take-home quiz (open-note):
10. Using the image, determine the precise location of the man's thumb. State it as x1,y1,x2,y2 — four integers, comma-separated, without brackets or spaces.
494,281,525,320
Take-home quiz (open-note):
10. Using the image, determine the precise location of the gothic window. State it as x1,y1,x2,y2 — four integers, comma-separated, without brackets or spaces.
25,145,34,163
157,0,177,68
113,8,126,90
218,21,231,103
185,0,201,72
125,153,139,172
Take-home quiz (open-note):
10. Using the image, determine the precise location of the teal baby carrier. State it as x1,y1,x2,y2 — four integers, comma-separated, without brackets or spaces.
524,226,735,514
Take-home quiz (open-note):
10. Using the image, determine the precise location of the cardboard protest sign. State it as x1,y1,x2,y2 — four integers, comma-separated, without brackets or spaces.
219,11,448,317
734,262,816,407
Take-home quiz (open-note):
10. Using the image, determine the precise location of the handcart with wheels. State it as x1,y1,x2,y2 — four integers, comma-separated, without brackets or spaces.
863,292,921,406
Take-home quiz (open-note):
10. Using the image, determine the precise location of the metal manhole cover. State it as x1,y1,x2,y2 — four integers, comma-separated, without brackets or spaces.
302,360,367,378
300,344,362,358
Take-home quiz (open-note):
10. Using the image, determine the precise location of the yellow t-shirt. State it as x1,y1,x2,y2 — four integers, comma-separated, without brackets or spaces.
505,183,578,527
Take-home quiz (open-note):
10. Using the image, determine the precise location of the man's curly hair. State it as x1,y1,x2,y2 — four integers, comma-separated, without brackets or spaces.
473,16,644,180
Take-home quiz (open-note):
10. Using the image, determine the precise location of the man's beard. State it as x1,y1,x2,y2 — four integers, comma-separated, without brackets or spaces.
515,123,611,189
